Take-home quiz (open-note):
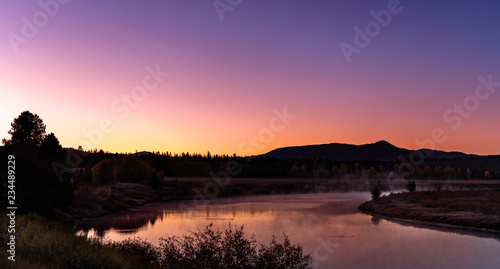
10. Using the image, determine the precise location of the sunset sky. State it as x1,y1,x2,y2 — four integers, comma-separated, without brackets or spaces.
1,0,500,155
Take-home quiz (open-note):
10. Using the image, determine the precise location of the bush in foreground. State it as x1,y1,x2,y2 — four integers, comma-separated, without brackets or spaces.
159,223,313,269
1,214,313,269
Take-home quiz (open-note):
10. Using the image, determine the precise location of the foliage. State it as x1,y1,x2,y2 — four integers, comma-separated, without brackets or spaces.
150,171,161,189
256,234,313,269
136,153,500,180
73,148,500,181
92,156,155,184
0,214,313,269
406,181,416,192
0,111,73,217
108,237,160,266
2,111,46,147
371,186,381,201
361,190,500,230
0,213,158,269
40,132,63,156
159,224,313,269
91,158,114,184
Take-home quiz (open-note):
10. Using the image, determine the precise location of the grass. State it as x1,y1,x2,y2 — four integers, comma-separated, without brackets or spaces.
0,213,313,269
358,189,500,230
0,213,158,269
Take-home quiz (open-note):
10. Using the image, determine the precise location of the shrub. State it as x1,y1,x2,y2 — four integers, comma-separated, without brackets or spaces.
435,183,442,192
92,159,114,184
3,215,313,269
108,237,160,265
257,234,312,269
112,157,154,182
406,181,416,192
371,186,381,201
159,224,313,269
150,172,159,189
92,156,154,184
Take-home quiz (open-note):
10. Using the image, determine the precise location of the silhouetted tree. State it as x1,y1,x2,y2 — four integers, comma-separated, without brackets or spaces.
40,132,63,156
150,172,159,189
406,181,416,192
2,111,46,147
1,111,73,218
371,186,381,201
466,168,472,179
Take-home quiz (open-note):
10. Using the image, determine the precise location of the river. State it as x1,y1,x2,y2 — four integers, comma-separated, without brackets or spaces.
77,192,500,269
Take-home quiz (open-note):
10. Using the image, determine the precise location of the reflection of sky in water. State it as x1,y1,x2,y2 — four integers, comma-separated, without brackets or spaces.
78,193,500,269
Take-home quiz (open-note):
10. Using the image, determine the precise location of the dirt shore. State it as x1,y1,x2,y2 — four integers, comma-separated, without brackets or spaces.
358,190,500,231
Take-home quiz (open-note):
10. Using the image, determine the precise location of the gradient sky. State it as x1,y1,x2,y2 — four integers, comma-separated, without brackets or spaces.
1,0,500,155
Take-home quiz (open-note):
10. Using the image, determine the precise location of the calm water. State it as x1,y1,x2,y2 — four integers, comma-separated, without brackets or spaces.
77,192,500,269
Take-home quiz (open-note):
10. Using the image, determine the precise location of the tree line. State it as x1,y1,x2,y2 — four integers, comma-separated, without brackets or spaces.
2,111,499,218
76,149,500,180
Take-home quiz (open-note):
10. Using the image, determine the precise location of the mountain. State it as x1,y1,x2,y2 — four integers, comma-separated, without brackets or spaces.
262,140,474,161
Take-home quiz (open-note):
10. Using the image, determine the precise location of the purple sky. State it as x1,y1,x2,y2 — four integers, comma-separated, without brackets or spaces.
1,0,500,155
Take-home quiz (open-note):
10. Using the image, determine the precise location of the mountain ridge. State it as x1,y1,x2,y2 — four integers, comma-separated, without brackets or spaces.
261,140,476,161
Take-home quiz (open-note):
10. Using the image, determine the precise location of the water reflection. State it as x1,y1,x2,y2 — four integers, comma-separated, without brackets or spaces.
77,193,500,269
372,213,500,242
371,216,382,226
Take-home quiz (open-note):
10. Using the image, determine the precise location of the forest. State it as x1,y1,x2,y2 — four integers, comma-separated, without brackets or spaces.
73,149,500,182
1,110,499,219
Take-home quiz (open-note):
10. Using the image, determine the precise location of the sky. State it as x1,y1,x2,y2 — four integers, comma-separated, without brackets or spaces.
1,0,500,156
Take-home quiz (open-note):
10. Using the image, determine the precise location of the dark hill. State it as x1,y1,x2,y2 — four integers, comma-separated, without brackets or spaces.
262,140,473,161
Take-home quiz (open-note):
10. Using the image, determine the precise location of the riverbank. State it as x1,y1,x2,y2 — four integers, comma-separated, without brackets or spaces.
70,177,361,221
71,178,500,221
70,182,185,220
358,189,500,231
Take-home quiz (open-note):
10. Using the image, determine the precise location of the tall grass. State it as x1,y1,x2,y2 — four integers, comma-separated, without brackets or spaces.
1,214,313,269
1,213,156,269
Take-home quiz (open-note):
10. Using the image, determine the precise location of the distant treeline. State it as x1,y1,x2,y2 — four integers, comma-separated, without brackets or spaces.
75,150,500,181
1,110,499,220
